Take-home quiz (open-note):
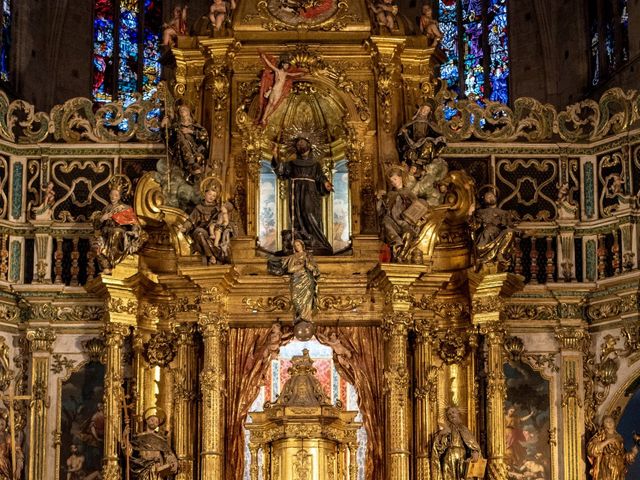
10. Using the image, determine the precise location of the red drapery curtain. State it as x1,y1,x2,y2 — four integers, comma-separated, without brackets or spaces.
318,326,386,480
225,327,276,480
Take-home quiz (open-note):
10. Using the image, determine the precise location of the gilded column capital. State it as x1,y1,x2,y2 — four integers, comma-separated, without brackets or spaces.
173,322,197,344
197,312,229,339
468,271,524,325
382,312,413,338
104,323,130,345
479,322,507,345
26,327,56,353
413,316,436,344
554,326,589,351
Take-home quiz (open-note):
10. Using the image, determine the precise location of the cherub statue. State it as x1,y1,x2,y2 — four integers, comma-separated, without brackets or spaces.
431,406,483,480
180,177,222,265
261,322,293,361
267,239,321,340
470,187,519,272
257,52,306,126
31,181,56,220
164,103,209,183
209,0,236,31
369,0,398,32
162,5,188,47
376,166,419,259
556,182,578,220
91,175,146,274
587,415,640,480
126,408,178,480
418,4,443,46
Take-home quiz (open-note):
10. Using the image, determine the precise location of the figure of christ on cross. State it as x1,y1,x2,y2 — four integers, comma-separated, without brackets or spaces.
257,52,307,126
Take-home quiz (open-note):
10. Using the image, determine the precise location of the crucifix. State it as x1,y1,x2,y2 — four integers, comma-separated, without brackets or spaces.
0,381,30,480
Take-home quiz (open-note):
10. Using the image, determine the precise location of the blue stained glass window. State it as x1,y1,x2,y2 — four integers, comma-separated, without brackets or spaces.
589,0,629,86
92,0,162,105
437,0,509,105
0,0,10,83
438,0,459,92
118,0,140,106
143,0,162,100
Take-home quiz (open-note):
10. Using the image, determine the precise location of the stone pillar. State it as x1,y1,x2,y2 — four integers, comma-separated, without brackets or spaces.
102,322,130,480
172,322,198,480
198,312,228,479
469,272,523,480
26,327,56,480
554,326,588,480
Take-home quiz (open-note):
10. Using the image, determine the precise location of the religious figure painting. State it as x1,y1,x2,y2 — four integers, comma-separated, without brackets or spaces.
504,361,551,480
266,0,339,26
58,361,106,480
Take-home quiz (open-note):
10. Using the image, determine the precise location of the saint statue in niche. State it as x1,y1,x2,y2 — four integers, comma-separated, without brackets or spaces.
587,415,640,480
126,409,178,480
271,137,334,255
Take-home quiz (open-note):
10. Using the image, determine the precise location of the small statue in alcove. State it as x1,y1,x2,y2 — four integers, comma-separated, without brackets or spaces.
398,104,447,168
180,177,222,265
163,102,209,183
126,408,178,480
587,415,640,480
418,5,443,46
267,239,321,340
91,175,146,274
431,406,484,480
31,181,56,221
470,186,519,272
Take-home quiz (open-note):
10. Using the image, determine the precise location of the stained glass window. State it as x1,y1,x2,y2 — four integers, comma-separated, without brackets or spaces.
589,0,630,86
437,0,509,105
92,0,162,105
0,0,10,83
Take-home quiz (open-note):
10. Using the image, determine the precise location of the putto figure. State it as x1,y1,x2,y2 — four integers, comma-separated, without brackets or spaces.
257,52,306,126
369,0,398,32
587,415,640,480
419,4,443,46
92,175,146,274
162,5,188,47
271,137,334,255
431,406,483,480
470,187,519,272
165,103,210,182
268,239,321,340
126,408,178,480
209,0,236,32
180,177,225,265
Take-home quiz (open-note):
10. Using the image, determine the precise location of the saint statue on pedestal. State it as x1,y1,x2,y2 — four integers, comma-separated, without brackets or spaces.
271,137,334,255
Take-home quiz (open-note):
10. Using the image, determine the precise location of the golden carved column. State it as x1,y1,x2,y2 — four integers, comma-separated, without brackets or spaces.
412,274,452,480
399,37,444,116
198,312,228,479
172,322,198,480
370,263,425,480
85,257,141,480
554,326,588,480
469,272,523,480
172,47,206,120
26,327,56,480
369,36,406,170
102,322,130,480
200,38,237,184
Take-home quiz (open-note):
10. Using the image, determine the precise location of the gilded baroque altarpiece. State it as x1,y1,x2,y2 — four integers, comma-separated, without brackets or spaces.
0,1,640,480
